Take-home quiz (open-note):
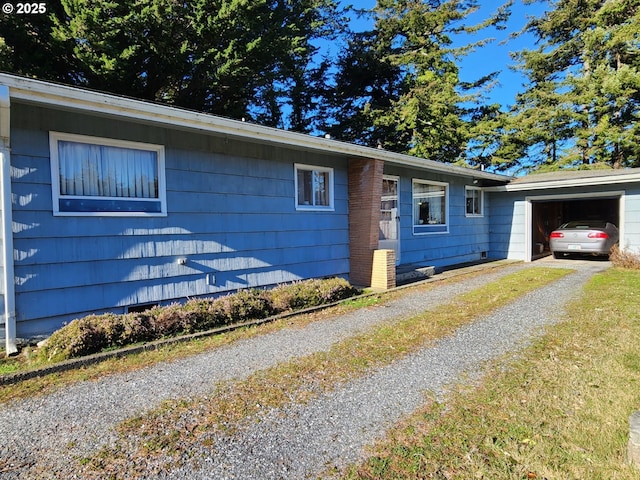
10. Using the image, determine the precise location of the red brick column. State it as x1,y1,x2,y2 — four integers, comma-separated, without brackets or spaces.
348,158,384,286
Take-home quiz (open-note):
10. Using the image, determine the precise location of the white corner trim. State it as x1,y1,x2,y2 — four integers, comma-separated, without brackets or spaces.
0,84,17,355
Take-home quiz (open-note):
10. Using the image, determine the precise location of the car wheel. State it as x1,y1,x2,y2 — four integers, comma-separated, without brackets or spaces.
553,251,562,259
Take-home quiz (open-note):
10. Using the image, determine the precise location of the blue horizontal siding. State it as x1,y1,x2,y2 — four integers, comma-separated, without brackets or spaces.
168,167,291,196
14,240,349,291
12,211,348,239
168,191,296,214
11,128,50,158
386,172,492,266
16,255,350,321
11,181,53,211
10,104,351,337
488,193,524,259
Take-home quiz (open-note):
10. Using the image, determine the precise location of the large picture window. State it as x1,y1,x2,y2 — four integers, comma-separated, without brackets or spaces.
50,132,166,216
413,179,448,234
295,164,334,210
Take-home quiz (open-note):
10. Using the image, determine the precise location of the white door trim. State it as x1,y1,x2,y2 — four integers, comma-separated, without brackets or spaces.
380,175,400,264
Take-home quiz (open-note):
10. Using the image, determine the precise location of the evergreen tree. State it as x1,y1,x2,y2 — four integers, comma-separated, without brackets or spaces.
0,0,344,127
323,30,407,146
51,0,193,102
249,0,342,131
0,1,77,82
503,0,640,170
326,0,510,164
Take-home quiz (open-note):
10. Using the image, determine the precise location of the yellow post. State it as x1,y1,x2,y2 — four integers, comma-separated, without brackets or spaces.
371,249,396,290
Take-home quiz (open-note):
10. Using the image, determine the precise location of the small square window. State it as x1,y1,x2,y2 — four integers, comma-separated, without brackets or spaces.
50,132,166,216
465,186,483,217
295,164,334,210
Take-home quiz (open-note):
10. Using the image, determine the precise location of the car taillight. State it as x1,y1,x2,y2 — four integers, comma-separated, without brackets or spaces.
588,231,608,239
550,232,564,238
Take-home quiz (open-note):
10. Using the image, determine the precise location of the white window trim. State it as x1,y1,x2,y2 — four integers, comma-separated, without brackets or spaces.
465,186,484,217
50,132,167,217
294,163,335,211
412,178,449,235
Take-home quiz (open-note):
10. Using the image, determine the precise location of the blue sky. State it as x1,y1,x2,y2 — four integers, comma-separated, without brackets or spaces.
340,0,549,109
454,1,548,108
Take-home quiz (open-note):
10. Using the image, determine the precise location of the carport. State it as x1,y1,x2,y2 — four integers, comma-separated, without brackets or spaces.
488,169,640,263
529,193,621,259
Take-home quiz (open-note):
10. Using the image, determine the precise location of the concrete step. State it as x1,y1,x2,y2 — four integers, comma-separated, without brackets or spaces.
396,264,436,285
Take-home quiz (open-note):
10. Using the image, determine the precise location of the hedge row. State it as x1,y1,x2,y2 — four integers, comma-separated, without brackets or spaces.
38,277,360,363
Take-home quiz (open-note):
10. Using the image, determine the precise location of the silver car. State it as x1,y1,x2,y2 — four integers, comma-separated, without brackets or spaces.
550,220,619,258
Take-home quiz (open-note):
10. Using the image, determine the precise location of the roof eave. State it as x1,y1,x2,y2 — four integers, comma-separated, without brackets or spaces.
485,173,640,192
0,73,511,183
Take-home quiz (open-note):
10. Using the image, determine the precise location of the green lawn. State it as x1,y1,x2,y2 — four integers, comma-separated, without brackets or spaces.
342,267,640,479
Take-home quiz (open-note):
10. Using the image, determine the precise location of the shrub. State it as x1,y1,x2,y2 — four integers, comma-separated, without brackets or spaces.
151,304,193,337
40,313,118,362
36,277,360,363
271,277,357,311
119,312,156,345
609,244,640,269
314,277,360,303
182,299,227,331
216,289,275,324
271,281,315,311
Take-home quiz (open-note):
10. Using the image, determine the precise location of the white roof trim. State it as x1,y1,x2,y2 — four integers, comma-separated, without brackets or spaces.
0,73,510,183
486,172,640,192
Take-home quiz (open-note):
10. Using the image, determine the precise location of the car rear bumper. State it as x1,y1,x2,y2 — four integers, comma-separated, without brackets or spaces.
552,248,611,255
549,240,612,255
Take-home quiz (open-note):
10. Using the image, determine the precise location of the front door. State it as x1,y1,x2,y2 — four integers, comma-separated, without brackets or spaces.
379,176,400,264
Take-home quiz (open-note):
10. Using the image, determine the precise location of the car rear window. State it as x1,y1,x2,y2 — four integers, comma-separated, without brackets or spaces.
561,220,607,229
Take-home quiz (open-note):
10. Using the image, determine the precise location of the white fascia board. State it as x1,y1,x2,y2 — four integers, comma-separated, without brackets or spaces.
0,73,510,183
486,173,640,192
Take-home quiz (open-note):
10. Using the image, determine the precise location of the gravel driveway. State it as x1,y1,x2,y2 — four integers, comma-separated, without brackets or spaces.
0,258,609,479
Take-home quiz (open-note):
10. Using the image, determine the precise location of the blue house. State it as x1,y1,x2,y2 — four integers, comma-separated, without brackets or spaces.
1,73,640,354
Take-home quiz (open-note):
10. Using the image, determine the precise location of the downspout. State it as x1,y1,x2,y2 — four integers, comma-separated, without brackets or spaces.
0,85,17,355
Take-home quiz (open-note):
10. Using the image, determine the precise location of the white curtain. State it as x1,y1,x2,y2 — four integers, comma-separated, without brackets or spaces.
58,141,158,198
313,170,328,206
